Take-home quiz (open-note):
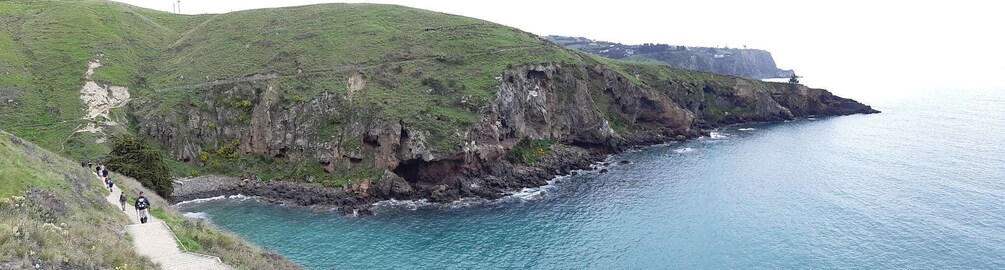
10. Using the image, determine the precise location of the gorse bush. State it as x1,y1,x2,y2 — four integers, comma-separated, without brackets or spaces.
105,135,173,198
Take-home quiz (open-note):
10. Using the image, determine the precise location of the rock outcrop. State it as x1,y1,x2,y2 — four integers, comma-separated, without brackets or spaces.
145,62,877,212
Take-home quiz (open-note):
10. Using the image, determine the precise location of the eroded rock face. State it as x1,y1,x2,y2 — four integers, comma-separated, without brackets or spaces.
78,56,131,143
141,64,877,210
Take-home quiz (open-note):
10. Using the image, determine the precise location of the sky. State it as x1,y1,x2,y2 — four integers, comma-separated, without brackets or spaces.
113,0,1004,100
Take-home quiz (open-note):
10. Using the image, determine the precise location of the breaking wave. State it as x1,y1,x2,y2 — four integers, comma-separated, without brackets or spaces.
173,194,254,206
674,147,695,154
182,212,210,219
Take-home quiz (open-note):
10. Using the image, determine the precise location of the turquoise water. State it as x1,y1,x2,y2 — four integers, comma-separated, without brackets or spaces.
179,89,1005,269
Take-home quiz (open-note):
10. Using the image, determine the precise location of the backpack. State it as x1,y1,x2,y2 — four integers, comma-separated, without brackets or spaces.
136,197,149,210
119,193,127,202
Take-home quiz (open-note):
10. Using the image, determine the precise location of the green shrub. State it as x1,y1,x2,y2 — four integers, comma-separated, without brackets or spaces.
105,135,173,198
507,139,554,164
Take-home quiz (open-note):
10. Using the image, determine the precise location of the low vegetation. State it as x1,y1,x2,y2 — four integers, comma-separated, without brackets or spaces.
0,130,301,269
0,131,155,269
508,139,555,164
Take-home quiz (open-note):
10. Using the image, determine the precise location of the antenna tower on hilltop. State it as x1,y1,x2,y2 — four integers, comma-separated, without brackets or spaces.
172,0,181,14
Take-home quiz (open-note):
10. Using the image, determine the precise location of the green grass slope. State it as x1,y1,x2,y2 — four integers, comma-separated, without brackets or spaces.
0,130,300,269
0,130,156,269
144,3,578,151
0,0,578,159
0,0,205,160
0,0,808,182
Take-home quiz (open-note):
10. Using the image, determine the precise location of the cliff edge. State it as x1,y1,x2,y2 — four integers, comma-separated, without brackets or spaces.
0,1,877,213
547,35,795,79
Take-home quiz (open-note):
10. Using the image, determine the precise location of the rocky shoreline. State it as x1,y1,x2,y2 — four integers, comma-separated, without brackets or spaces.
172,127,706,214
171,141,621,214
164,64,880,214
170,106,882,215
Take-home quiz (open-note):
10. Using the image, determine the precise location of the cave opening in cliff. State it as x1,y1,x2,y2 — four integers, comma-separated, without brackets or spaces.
526,70,546,81
391,159,464,184
362,139,379,148
346,155,363,164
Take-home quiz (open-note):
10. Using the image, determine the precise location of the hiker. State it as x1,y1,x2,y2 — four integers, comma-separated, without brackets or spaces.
135,192,150,224
95,165,102,176
107,177,114,192
80,161,87,168
102,167,109,178
119,192,127,211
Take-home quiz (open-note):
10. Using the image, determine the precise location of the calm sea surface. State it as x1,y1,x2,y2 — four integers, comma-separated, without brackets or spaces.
179,89,1005,269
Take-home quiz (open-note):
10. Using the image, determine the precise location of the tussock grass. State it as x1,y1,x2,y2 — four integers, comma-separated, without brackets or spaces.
0,131,156,269
0,130,300,269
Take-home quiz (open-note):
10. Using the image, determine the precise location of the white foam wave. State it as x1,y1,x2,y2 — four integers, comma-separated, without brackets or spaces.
446,197,493,208
502,175,568,202
371,198,434,210
674,147,695,154
737,128,756,131
227,194,253,201
709,131,727,139
172,194,253,206
506,187,546,201
182,212,209,219
173,195,226,206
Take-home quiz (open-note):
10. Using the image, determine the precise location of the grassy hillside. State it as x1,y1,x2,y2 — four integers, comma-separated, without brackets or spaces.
0,0,197,160
0,130,300,269
144,3,579,153
0,130,156,268
0,0,817,186
0,0,577,159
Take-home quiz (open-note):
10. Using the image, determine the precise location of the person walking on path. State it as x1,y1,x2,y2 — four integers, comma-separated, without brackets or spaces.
107,177,115,192
102,167,109,178
135,192,151,224
119,192,127,211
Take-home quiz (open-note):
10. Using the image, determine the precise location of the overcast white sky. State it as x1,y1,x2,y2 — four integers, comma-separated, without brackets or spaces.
114,0,1004,98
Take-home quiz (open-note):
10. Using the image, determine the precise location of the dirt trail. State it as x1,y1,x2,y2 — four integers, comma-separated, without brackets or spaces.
99,174,231,270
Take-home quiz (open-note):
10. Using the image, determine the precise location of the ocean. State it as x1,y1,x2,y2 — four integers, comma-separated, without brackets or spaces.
178,89,1005,269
